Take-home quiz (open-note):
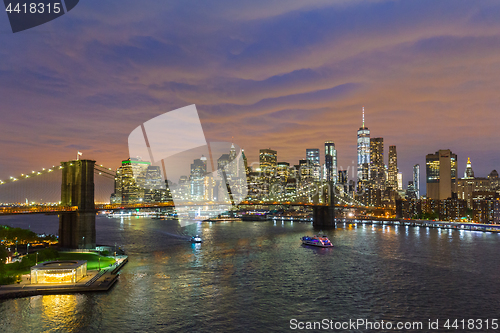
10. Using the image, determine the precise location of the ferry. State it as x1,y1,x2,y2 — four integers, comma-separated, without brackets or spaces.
301,235,333,248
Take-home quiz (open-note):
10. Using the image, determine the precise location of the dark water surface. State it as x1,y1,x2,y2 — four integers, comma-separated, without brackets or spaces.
1,215,500,332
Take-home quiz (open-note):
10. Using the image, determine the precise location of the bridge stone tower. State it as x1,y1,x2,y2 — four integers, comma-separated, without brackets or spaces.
313,181,336,228
59,159,96,249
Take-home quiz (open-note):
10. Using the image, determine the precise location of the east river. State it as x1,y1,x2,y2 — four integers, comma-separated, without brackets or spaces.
1,214,500,332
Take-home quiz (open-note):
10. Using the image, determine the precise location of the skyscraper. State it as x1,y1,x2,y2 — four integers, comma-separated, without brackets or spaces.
190,155,207,200
119,158,151,204
413,164,420,199
306,148,321,181
388,146,398,189
397,172,403,191
357,107,370,182
277,162,290,182
464,157,474,179
426,149,457,200
144,165,164,202
370,138,385,189
259,148,277,178
324,141,337,183
299,159,313,181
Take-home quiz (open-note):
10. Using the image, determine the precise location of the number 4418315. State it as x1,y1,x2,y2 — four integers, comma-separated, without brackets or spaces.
443,319,498,330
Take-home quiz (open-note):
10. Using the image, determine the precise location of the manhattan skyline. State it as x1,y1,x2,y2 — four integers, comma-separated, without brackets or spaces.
2,1,500,194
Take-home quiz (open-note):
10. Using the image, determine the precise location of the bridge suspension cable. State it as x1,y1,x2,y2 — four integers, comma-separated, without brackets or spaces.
0,162,116,186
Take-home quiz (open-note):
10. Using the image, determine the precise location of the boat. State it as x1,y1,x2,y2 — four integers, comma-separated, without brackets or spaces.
301,235,333,247
191,235,203,243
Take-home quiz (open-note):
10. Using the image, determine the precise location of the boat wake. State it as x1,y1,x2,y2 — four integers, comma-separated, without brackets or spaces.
155,230,193,241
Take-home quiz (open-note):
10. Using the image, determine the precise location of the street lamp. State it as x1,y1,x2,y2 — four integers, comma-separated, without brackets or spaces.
98,256,101,271
15,240,18,255
27,243,30,255
36,252,38,265
82,236,85,250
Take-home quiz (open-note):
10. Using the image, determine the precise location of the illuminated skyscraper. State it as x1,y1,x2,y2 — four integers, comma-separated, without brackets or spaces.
413,164,420,199
259,148,277,178
241,149,249,175
388,146,398,189
370,138,385,189
144,165,164,202
277,162,290,182
119,158,151,204
190,155,207,200
324,141,337,183
464,157,474,179
426,149,457,200
357,107,370,182
306,148,321,181
298,159,312,181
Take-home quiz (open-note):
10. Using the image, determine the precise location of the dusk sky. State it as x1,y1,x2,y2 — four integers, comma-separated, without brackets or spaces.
2,0,500,195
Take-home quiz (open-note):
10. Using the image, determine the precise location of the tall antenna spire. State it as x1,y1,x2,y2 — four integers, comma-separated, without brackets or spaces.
362,106,365,128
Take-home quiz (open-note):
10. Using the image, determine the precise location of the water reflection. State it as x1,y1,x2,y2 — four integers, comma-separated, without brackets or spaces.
2,216,500,332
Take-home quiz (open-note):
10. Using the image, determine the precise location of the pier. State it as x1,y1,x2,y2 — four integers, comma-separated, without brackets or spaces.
0,256,128,300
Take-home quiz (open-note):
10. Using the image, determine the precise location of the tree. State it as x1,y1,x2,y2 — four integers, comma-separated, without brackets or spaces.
0,245,8,275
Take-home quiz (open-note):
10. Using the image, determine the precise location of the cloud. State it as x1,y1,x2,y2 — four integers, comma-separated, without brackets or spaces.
2,0,500,195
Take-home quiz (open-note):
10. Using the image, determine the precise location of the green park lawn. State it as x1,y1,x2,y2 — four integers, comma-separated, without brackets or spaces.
57,252,117,270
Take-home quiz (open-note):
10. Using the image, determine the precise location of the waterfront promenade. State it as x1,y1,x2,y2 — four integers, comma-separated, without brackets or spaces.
0,256,128,300
337,218,500,232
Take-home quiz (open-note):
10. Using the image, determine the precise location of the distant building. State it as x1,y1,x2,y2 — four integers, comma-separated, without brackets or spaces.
118,158,151,204
489,170,499,191
190,156,207,200
397,172,405,199
370,138,385,190
357,107,370,183
144,165,165,203
299,159,313,182
324,141,337,183
338,170,348,184
277,162,290,182
259,148,277,178
413,164,420,199
473,194,497,224
426,149,457,200
388,146,397,190
306,148,321,181
457,158,493,208
406,181,416,200
464,157,474,179
397,172,403,191
241,149,249,176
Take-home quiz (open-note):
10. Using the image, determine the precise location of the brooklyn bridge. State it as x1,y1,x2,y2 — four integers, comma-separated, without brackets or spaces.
0,158,396,249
